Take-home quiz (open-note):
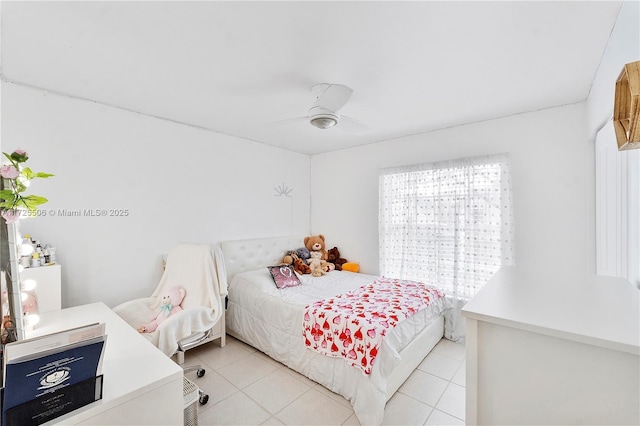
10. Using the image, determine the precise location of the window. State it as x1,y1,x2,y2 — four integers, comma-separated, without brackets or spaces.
595,121,640,286
379,154,514,299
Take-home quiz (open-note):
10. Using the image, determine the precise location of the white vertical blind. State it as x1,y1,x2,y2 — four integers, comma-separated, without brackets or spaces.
595,120,640,286
379,154,514,300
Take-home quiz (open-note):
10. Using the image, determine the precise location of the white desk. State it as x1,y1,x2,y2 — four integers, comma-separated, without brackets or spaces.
462,267,640,425
27,302,183,425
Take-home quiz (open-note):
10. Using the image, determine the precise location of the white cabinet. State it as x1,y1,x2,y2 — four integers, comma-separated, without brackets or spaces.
462,267,639,425
21,264,62,314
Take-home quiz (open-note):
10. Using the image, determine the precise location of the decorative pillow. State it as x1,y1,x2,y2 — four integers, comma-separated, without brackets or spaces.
268,265,301,289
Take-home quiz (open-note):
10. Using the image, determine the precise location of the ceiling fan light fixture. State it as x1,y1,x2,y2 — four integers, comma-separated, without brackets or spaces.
310,114,338,129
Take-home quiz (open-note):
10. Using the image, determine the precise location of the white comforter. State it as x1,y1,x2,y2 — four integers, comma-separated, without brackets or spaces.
226,270,451,425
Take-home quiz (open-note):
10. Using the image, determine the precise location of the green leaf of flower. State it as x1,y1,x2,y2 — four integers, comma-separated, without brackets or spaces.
14,182,27,194
21,168,53,179
0,190,16,202
21,195,48,206
33,172,54,179
21,167,34,179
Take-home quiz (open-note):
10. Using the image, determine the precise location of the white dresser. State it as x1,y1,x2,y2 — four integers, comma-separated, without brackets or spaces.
462,267,639,425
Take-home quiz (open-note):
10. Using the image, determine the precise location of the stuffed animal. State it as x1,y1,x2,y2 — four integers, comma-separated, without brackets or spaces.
296,247,311,262
282,249,312,275
307,251,327,277
327,246,348,271
138,286,186,333
294,258,312,275
281,250,296,266
307,251,335,277
304,234,328,260
342,262,360,273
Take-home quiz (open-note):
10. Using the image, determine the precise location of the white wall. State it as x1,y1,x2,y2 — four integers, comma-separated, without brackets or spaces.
1,82,310,308
311,103,590,278
587,1,639,132
312,1,639,284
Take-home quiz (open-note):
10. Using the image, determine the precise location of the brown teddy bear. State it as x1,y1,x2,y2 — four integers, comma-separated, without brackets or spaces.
327,246,348,271
304,234,328,260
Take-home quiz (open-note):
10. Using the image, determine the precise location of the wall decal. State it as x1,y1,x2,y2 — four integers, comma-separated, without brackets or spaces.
273,182,293,197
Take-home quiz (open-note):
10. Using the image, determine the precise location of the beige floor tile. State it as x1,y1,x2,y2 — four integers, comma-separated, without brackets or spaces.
342,413,362,425
244,369,312,414
218,352,279,389
191,338,255,369
382,392,432,426
425,408,465,425
183,369,239,408
398,370,449,407
260,416,286,425
431,339,466,361
435,383,465,421
197,391,271,426
418,352,462,380
451,362,466,387
275,388,353,426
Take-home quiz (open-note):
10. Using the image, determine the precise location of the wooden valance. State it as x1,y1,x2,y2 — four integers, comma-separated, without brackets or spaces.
613,60,640,150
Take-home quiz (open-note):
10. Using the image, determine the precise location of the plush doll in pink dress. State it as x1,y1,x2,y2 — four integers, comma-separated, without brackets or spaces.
138,286,186,333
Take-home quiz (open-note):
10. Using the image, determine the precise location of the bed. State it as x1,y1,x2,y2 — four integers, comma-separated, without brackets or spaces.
220,235,452,425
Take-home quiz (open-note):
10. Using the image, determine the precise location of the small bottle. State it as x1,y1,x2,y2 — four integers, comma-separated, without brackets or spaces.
43,248,51,265
31,252,40,268
20,256,31,268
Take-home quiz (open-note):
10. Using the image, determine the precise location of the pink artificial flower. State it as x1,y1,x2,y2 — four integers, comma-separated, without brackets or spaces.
0,165,19,179
1,210,19,224
13,149,26,155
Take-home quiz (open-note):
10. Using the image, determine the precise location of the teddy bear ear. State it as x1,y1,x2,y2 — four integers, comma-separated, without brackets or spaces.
319,234,325,242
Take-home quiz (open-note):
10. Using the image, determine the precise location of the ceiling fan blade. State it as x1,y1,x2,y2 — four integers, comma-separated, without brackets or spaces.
313,84,353,112
336,116,371,135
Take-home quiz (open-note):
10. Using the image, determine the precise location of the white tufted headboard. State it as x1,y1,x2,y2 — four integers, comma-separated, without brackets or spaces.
219,235,306,283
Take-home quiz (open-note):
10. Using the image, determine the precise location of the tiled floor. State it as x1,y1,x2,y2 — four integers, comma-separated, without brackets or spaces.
182,335,466,426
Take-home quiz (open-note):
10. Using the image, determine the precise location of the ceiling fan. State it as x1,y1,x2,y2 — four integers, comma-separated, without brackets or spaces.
273,83,370,134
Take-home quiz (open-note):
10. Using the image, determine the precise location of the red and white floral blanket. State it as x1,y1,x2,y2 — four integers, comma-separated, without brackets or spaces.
302,277,446,375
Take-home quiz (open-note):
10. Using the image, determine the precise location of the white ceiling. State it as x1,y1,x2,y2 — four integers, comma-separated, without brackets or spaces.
1,1,622,155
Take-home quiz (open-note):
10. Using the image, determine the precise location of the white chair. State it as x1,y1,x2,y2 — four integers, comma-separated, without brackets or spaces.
113,243,227,364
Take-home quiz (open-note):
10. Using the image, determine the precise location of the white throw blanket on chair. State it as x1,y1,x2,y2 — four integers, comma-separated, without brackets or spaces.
114,243,227,357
